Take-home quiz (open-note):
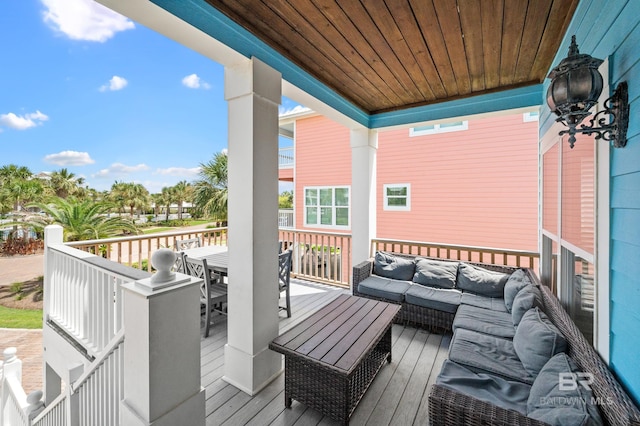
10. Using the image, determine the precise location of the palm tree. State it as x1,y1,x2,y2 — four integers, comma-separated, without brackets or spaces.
160,186,175,222
0,164,35,212
171,180,193,220
49,168,85,199
193,152,228,221
110,182,150,217
28,197,139,241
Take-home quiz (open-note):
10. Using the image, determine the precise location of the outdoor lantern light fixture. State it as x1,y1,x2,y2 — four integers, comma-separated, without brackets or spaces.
547,35,629,149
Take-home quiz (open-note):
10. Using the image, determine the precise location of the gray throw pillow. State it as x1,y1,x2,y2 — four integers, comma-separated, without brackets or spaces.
412,258,459,288
504,269,532,312
456,263,509,298
511,284,543,326
527,353,603,425
513,308,567,377
373,251,415,281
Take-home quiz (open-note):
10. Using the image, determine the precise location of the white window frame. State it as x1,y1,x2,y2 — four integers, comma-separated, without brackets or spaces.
303,186,350,229
409,121,468,136
523,111,540,122
383,184,411,211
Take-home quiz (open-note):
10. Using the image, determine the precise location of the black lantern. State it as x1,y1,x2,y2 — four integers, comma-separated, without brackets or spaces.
546,35,629,149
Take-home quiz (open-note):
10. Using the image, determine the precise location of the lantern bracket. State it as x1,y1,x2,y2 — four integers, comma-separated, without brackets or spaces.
557,81,629,149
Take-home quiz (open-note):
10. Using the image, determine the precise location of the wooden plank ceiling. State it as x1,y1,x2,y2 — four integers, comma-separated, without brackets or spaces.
205,0,578,115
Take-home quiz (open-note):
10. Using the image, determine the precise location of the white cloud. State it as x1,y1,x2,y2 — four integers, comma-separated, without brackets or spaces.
155,167,201,177
0,111,49,130
44,151,95,166
99,75,128,92
41,0,134,42
181,74,211,90
92,162,149,178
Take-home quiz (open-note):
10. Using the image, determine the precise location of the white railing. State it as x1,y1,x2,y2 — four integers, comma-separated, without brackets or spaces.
278,147,294,168
31,394,65,426
46,245,148,357
1,348,45,426
278,209,293,228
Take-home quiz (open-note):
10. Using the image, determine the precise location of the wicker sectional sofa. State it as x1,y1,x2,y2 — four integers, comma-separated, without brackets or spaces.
352,251,640,426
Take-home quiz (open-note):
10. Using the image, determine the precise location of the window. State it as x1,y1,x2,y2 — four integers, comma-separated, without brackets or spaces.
409,121,468,136
304,186,349,228
383,184,410,211
523,111,540,122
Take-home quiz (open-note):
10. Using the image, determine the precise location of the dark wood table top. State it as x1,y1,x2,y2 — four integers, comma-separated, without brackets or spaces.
270,294,400,374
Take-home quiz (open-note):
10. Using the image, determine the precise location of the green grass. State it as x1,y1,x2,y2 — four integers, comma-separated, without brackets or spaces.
0,306,43,329
142,227,173,234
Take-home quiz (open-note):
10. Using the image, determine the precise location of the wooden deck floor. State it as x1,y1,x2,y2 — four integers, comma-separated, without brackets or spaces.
200,279,451,426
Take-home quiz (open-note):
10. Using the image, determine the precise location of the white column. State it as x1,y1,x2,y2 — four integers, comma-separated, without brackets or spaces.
223,57,282,394
351,128,378,269
120,253,205,426
43,225,63,405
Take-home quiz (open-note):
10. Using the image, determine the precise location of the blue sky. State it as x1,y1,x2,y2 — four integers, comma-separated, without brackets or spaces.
0,0,300,194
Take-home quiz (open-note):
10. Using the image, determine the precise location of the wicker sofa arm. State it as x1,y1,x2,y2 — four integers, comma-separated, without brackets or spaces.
352,259,373,295
428,384,547,426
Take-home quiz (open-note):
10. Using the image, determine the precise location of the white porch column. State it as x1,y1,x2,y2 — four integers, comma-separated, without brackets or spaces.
351,128,378,268
120,252,205,426
223,57,282,394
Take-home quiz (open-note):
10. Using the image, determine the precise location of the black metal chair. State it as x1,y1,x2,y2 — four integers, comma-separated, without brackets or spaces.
278,249,293,318
175,237,201,251
184,256,227,338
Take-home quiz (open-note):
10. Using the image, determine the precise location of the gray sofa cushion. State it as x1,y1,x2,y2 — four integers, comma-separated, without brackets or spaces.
449,328,536,384
513,308,567,377
527,353,603,425
453,304,515,338
460,292,509,313
404,284,462,313
511,284,543,326
504,269,532,312
436,360,531,415
357,275,411,302
412,258,459,289
373,251,415,281
456,263,510,298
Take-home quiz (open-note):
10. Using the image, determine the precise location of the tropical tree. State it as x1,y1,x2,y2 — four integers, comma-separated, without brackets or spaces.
48,168,85,199
279,190,293,208
110,181,150,217
171,180,193,220
27,197,139,241
160,186,175,222
0,164,36,212
193,152,228,220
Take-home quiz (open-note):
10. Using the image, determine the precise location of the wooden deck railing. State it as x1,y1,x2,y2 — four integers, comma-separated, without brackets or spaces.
371,238,540,270
66,227,228,271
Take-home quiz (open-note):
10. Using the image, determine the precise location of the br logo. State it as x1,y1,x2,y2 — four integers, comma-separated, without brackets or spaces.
559,372,594,391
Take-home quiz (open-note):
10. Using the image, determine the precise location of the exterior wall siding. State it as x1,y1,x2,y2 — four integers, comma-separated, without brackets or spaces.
293,113,538,249
540,0,640,404
377,114,538,251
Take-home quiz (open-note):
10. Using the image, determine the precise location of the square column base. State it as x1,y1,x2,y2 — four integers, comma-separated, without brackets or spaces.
120,387,205,426
223,344,283,395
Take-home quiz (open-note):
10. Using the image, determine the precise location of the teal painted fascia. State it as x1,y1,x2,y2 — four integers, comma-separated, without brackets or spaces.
152,0,544,129
150,0,369,127
370,84,544,128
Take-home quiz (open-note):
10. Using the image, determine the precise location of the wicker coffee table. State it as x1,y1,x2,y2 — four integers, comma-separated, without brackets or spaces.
269,294,400,425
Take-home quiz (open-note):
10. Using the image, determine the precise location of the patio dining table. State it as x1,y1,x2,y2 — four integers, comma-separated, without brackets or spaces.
182,245,229,278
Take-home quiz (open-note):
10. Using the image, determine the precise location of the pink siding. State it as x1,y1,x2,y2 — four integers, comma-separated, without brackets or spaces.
295,116,351,231
293,113,539,251
377,114,539,251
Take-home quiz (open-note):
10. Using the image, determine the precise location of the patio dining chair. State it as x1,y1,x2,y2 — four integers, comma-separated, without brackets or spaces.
184,256,227,338
278,249,293,318
175,237,201,251
173,251,187,274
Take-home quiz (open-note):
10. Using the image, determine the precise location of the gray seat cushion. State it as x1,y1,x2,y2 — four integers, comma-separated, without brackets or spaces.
437,360,530,415
457,263,510,298
357,275,411,302
449,328,536,384
527,353,603,425
460,292,509,313
453,304,515,338
504,269,532,312
373,251,415,281
511,284,544,326
404,284,462,313
513,307,567,377
412,258,459,289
